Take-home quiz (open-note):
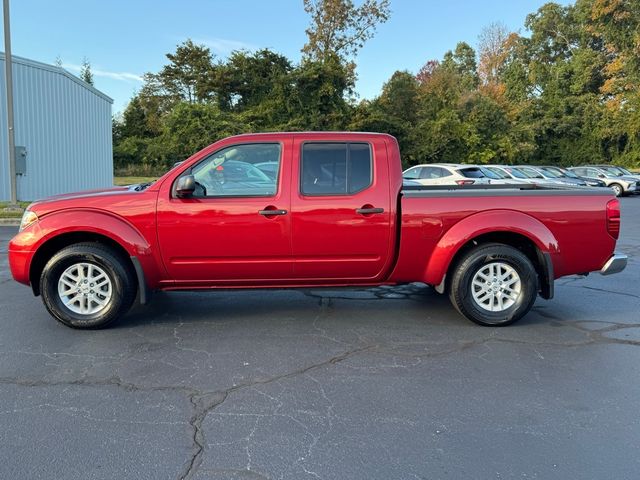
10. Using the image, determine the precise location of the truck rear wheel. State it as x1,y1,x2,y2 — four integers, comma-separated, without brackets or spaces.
40,243,137,329
448,243,537,326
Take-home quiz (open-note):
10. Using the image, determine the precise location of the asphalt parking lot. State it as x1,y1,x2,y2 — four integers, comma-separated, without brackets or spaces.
1,198,639,480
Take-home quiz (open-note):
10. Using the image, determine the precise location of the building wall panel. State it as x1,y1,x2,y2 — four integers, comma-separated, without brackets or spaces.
0,54,113,201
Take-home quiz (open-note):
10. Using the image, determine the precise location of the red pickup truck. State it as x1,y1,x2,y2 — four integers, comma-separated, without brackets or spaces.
8,132,627,329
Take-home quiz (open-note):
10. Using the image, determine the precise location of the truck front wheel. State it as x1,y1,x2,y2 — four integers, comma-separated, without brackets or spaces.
448,243,537,326
40,243,137,329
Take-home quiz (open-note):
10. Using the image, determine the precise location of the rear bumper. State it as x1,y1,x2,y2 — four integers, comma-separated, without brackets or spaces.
600,253,627,275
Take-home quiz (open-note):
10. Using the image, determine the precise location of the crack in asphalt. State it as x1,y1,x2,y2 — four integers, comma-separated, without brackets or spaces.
0,375,196,395
178,344,374,480
576,285,640,299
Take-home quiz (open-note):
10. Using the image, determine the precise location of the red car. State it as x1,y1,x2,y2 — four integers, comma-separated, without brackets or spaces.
8,132,626,329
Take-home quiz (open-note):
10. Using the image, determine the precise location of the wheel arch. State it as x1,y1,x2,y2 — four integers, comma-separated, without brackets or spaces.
30,231,134,296
424,210,559,299
27,210,158,298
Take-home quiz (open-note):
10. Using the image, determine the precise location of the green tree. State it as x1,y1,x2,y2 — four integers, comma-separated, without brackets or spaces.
153,102,249,167
583,0,640,165
79,57,94,85
441,42,479,90
302,0,391,63
286,54,352,130
143,40,216,106
214,49,293,111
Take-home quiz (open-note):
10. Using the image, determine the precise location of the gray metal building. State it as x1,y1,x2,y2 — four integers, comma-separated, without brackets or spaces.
1,53,113,201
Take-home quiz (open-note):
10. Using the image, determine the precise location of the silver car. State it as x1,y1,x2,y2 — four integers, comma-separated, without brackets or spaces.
485,165,539,185
569,166,639,197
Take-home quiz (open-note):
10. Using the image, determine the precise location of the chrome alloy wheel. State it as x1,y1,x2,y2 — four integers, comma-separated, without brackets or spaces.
610,184,623,197
57,262,113,315
471,262,522,312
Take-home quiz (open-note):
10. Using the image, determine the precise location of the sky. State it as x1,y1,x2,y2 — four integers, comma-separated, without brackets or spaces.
3,0,572,114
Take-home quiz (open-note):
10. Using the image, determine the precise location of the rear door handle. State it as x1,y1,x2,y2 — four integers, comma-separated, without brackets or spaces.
356,207,384,215
259,208,288,216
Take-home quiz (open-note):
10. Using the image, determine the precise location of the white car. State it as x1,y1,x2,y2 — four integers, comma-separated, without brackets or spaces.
403,164,490,186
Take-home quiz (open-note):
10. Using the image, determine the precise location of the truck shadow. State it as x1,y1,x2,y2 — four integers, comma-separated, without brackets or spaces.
119,284,549,330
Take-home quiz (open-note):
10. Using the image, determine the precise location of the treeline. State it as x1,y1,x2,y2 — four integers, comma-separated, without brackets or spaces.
113,0,640,173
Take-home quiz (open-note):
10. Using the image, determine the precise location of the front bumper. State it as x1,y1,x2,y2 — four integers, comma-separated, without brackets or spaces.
600,253,627,275
7,224,41,286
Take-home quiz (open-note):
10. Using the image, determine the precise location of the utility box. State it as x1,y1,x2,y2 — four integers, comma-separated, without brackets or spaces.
15,146,27,175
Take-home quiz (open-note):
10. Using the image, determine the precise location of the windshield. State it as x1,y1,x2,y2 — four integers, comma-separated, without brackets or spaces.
539,168,561,178
516,167,544,179
483,167,507,179
606,166,634,176
503,167,527,179
486,167,507,179
601,167,624,177
562,169,580,178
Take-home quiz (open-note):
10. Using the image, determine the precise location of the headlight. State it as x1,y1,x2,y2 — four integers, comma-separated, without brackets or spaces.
19,210,38,231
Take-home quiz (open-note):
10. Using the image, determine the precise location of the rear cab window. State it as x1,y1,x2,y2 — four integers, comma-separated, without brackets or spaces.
457,167,486,178
301,143,372,195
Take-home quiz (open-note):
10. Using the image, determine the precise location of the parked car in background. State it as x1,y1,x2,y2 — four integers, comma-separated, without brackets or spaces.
569,166,639,196
532,166,588,186
403,164,490,186
510,166,557,185
540,166,606,188
593,165,640,184
514,166,582,186
478,166,528,185
485,166,540,185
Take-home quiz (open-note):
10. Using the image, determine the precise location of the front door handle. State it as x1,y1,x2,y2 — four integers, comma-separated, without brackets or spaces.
259,208,288,216
356,207,384,215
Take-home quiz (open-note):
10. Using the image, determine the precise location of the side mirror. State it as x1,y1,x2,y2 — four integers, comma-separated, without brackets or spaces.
598,174,605,178
176,175,196,198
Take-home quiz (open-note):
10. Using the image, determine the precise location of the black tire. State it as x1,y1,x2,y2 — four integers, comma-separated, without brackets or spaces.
448,243,538,327
40,243,137,329
610,183,623,197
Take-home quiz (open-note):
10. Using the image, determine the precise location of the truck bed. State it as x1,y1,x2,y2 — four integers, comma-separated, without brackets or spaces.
391,185,616,286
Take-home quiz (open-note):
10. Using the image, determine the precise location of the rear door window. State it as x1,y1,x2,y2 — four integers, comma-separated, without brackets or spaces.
301,143,372,195
420,167,439,179
435,167,452,178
